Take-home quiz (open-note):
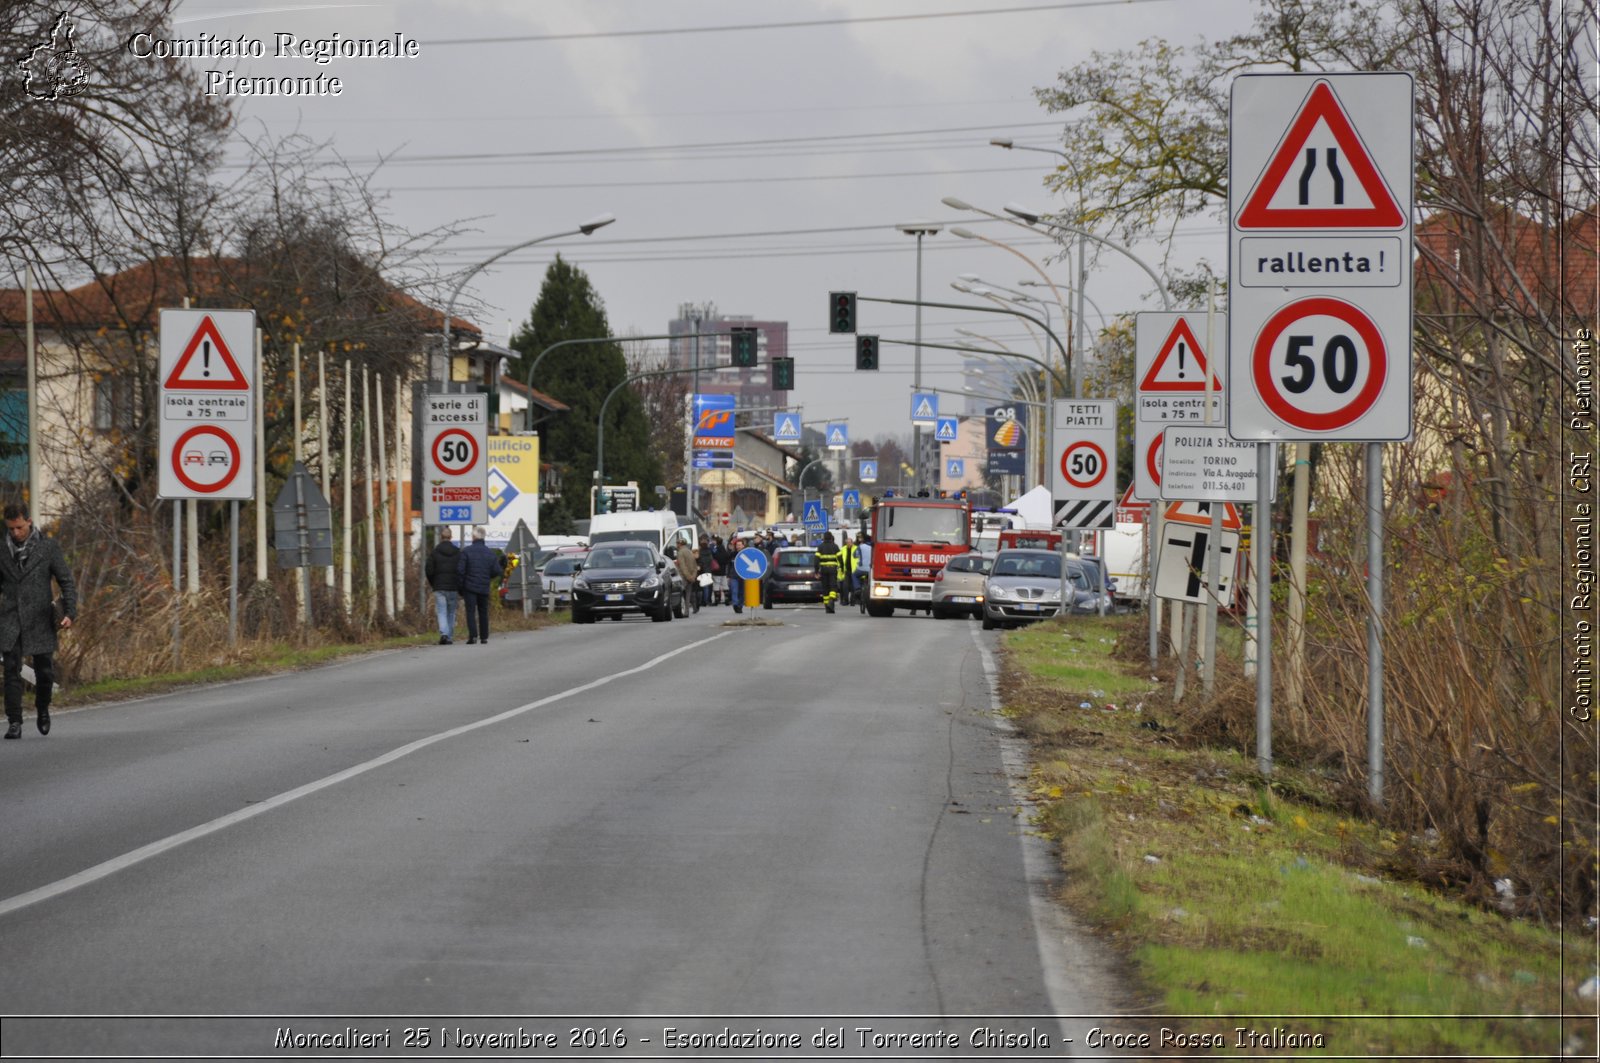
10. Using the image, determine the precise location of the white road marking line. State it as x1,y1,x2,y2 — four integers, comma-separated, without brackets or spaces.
0,631,734,920
970,623,1114,1037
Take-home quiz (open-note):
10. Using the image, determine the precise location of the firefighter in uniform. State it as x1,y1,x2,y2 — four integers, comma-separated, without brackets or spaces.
815,531,843,614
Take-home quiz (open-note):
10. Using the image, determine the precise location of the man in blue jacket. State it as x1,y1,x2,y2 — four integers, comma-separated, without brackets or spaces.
455,526,503,645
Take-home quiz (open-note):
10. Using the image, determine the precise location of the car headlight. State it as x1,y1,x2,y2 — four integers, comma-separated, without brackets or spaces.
640,575,661,589
572,577,589,590
986,584,1008,599
1044,588,1062,602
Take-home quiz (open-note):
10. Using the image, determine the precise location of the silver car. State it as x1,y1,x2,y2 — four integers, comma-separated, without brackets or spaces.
982,548,1069,630
931,552,992,619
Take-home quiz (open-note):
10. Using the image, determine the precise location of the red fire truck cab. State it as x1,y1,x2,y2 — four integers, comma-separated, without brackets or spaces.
997,528,1064,552
863,495,972,617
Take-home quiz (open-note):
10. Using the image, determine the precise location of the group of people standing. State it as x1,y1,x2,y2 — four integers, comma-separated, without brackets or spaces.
2,503,78,740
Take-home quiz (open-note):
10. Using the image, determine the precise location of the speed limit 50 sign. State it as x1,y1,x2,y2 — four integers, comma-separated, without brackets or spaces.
1228,72,1413,441
1051,399,1118,529
423,393,487,525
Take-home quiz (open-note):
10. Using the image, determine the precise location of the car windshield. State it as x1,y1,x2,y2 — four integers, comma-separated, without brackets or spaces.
776,550,815,567
877,506,966,544
543,557,580,576
991,553,1062,579
587,547,654,569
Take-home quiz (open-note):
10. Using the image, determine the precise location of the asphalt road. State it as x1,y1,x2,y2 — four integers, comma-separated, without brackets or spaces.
0,603,1124,1058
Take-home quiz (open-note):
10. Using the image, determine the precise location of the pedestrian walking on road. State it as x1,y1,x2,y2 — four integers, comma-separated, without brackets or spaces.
696,539,715,608
712,536,735,606
815,531,843,614
456,526,503,645
425,527,462,644
672,541,700,614
1,502,76,739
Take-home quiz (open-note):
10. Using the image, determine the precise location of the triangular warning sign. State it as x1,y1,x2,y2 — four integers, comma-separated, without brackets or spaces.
1163,499,1243,531
1237,81,1403,229
165,315,249,390
1139,318,1221,393
914,398,936,418
1118,484,1149,511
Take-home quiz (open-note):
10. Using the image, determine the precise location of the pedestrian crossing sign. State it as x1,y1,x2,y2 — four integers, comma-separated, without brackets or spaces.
911,392,938,424
802,500,826,525
774,413,801,441
934,415,958,442
945,458,965,478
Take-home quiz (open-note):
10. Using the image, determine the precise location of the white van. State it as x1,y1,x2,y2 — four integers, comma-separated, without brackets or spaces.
587,510,697,555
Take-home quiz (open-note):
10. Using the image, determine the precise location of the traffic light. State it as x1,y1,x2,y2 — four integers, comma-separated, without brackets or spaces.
730,327,758,368
771,356,795,391
855,334,879,371
828,291,856,334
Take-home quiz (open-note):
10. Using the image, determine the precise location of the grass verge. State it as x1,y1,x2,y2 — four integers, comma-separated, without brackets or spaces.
1001,614,1590,1058
57,606,570,707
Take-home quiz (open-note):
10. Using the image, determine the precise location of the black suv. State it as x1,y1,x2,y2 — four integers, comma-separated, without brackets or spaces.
571,541,687,623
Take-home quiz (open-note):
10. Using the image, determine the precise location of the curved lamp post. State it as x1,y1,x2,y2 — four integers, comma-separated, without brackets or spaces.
439,213,616,380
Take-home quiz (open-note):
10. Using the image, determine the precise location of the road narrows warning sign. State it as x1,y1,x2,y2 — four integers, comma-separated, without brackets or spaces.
1228,72,1413,442
1236,81,1404,230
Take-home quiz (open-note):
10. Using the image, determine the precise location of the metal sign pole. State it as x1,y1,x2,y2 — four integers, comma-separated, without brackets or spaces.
1367,441,1385,804
229,500,238,647
295,469,313,628
171,501,181,667
1255,443,1273,775
1201,291,1222,696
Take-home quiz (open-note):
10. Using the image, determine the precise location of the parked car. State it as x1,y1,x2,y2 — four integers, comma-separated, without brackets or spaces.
930,552,992,619
981,548,1066,630
538,553,583,607
981,549,1111,629
570,540,686,623
761,547,823,607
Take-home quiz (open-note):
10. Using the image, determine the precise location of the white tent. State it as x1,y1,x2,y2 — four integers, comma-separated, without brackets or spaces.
1004,485,1054,529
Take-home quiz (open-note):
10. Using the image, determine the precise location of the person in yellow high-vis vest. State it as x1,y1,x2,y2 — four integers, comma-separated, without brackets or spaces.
814,532,843,614
844,536,862,607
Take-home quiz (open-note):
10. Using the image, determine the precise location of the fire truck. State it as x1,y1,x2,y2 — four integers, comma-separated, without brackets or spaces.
862,495,972,617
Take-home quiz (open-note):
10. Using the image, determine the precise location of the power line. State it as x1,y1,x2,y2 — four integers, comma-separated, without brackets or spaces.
422,0,1177,46
381,164,1042,192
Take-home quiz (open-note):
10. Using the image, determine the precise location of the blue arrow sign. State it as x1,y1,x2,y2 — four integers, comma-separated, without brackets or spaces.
841,489,861,508
773,413,801,441
858,459,878,483
802,499,826,525
911,392,939,424
934,415,959,442
946,458,965,479
826,422,848,449
734,547,769,580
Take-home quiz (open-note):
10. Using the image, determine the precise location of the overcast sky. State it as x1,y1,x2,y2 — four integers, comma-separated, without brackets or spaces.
171,0,1260,441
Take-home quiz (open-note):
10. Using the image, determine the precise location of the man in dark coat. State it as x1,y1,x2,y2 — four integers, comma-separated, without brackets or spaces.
455,526,503,645
424,526,462,644
1,502,76,739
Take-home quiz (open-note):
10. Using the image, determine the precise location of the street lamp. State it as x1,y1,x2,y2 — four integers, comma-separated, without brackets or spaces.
439,213,616,383
944,218,1073,395
999,201,1172,310
896,220,940,489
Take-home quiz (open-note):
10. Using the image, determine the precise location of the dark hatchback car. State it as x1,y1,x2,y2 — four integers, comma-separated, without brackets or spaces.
762,547,823,607
571,541,686,623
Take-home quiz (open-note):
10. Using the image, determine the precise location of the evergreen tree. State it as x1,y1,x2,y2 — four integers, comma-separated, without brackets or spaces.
510,255,658,531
